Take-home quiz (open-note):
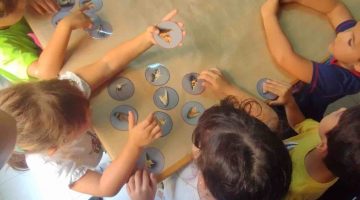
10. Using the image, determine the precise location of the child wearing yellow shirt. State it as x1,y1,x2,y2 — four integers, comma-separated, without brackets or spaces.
263,79,360,200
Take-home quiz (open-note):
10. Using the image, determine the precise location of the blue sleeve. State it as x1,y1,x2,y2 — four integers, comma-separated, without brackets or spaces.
309,62,360,96
335,19,357,34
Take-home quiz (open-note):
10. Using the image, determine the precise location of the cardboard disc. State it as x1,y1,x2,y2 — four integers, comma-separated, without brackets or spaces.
87,17,113,39
79,0,103,13
145,63,170,86
181,101,205,126
51,11,69,26
137,147,165,174
153,86,179,110
256,78,278,100
154,111,173,137
182,73,204,95
107,77,135,101
110,105,138,131
58,0,75,12
153,21,183,49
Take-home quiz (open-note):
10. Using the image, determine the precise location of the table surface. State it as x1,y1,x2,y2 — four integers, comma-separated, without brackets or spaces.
25,0,359,180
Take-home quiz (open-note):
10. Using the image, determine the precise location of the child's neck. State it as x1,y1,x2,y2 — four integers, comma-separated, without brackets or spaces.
305,148,336,183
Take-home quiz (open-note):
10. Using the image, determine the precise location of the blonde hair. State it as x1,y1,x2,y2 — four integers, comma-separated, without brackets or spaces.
0,79,90,169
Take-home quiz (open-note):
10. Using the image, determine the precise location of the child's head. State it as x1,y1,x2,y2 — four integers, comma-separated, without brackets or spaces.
329,22,360,71
319,105,360,186
0,80,90,169
192,97,292,200
0,0,25,28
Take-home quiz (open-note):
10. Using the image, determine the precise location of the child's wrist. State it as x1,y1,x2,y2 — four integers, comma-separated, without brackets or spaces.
261,8,277,19
284,96,296,106
126,139,144,151
57,20,73,31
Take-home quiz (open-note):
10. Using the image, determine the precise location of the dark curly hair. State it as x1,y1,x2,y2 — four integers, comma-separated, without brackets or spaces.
192,96,292,200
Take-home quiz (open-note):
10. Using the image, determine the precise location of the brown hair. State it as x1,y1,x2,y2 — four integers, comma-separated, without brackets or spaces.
324,105,360,187
0,0,19,17
0,79,90,170
193,96,292,200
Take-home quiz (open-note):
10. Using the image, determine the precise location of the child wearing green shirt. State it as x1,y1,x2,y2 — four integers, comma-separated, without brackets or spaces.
0,0,92,83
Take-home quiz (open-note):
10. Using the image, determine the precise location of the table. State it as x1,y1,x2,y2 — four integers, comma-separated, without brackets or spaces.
25,0,360,180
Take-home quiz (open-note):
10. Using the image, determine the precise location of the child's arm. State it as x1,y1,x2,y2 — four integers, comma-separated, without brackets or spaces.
71,112,162,196
263,79,305,129
127,170,158,200
27,7,92,80
198,68,279,131
282,0,353,29
73,10,183,91
261,0,313,83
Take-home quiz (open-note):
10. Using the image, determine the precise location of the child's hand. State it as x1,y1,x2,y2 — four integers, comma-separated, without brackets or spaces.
28,0,60,15
127,170,157,200
198,68,234,98
263,79,293,106
145,9,186,45
128,112,162,149
60,7,93,30
261,0,280,17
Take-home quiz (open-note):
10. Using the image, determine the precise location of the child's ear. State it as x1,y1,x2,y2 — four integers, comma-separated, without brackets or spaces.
354,62,360,72
317,142,328,155
47,146,58,156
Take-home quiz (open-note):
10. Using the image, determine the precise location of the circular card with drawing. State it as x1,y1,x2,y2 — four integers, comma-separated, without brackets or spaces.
182,73,205,95
181,101,205,125
110,105,138,131
154,111,173,137
79,0,103,13
86,16,113,39
137,147,165,174
51,11,69,26
145,63,170,86
153,86,179,110
256,78,278,100
107,77,135,101
153,21,183,49
58,0,75,12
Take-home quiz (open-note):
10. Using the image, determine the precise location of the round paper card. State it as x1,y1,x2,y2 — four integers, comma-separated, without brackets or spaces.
153,21,183,49
107,77,135,101
110,105,138,131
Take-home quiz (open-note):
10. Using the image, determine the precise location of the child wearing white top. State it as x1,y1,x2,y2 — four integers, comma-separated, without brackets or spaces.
1,9,184,198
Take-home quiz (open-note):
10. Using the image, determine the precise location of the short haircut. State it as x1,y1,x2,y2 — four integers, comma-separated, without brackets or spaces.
0,79,89,170
193,97,292,200
324,105,360,187
0,0,19,17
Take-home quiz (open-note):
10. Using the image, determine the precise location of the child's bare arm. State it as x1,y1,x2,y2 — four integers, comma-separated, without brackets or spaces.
198,68,279,132
282,0,353,29
74,29,154,90
70,112,162,197
28,8,92,80
74,9,183,91
263,79,305,130
261,0,313,83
